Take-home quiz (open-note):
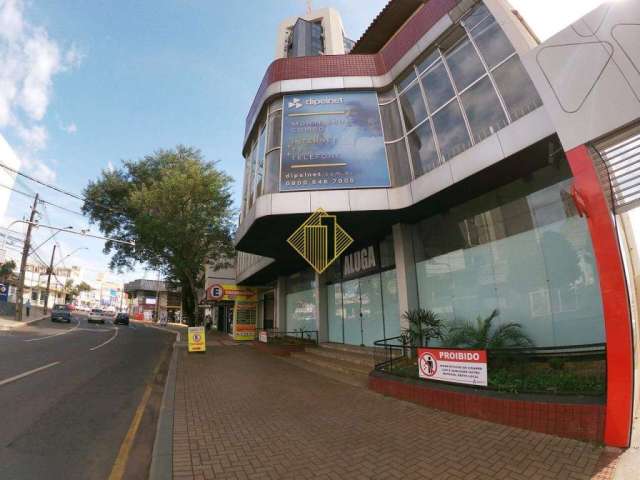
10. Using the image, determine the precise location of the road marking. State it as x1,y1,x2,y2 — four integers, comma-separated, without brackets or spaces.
108,348,167,480
89,325,119,351
0,361,61,387
24,318,81,342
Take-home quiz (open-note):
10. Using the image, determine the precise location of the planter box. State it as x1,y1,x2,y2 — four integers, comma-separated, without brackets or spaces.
368,370,605,443
252,341,307,357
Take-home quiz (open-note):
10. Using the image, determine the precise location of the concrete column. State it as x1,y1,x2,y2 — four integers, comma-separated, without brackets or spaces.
275,276,287,332
392,223,419,331
315,271,328,343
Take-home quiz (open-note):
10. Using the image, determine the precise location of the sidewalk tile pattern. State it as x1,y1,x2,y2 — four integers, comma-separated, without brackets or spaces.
173,345,617,480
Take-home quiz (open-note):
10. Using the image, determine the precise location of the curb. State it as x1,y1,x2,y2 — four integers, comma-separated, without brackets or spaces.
0,314,49,330
149,336,179,480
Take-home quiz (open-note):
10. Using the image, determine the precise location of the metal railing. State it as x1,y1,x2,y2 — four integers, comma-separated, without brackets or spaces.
263,328,319,345
373,336,606,395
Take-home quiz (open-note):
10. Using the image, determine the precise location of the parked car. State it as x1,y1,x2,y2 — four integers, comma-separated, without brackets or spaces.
88,308,108,324
114,312,129,325
51,304,72,323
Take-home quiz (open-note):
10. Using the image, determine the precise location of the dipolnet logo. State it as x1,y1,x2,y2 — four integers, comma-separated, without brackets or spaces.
288,98,302,109
306,97,344,106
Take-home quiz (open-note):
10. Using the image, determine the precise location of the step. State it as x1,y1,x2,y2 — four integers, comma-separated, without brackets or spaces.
282,356,368,388
305,346,376,368
319,342,379,356
289,351,372,376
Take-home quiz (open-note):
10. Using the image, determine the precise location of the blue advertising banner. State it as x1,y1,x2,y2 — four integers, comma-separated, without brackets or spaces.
0,284,8,303
281,90,390,191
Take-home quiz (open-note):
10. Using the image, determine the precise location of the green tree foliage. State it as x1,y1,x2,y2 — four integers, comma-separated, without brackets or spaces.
82,146,235,324
401,308,445,347
0,260,16,281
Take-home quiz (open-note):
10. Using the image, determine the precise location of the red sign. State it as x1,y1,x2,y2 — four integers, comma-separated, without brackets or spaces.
418,348,487,386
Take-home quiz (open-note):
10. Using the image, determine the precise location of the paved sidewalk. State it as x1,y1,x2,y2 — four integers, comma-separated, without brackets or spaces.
0,313,47,331
173,344,618,480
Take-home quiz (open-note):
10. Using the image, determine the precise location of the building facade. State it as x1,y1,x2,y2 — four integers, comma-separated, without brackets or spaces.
124,279,181,322
234,0,640,447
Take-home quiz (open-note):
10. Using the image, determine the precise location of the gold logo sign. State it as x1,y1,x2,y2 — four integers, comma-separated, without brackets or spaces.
287,208,353,274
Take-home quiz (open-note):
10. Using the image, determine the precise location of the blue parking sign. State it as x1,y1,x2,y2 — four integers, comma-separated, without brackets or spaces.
0,284,8,302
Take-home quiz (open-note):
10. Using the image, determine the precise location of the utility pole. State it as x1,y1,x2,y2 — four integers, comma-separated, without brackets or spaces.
43,244,56,315
16,194,39,321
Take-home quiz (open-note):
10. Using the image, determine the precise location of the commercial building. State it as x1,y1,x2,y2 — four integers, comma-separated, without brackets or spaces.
124,279,181,322
230,0,640,447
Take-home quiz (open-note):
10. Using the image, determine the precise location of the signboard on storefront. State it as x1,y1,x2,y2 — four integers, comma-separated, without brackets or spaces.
341,243,380,280
206,283,257,302
0,284,8,303
418,348,487,386
188,326,206,353
259,330,268,343
281,90,389,191
233,301,258,341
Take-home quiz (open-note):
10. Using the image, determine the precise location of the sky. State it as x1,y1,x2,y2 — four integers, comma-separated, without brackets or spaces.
0,0,611,285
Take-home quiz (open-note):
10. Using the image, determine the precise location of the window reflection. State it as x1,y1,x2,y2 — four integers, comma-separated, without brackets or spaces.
399,83,427,131
380,100,404,141
445,38,485,91
460,76,507,143
471,17,515,69
407,121,439,176
421,61,456,112
432,100,471,161
385,140,412,185
492,55,542,121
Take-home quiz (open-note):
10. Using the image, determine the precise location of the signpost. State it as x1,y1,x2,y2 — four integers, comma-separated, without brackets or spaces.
418,348,488,386
188,326,206,353
281,90,390,191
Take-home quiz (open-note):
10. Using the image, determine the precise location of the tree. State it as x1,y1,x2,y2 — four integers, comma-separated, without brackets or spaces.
401,308,445,347
443,309,533,350
82,146,235,325
0,260,16,282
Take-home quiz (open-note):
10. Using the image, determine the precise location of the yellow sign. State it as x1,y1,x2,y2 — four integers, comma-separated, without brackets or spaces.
188,326,206,352
206,283,257,302
233,301,258,341
287,208,353,273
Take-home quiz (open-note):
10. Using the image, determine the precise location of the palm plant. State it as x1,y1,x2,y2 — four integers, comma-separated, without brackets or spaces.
401,308,445,347
444,309,533,349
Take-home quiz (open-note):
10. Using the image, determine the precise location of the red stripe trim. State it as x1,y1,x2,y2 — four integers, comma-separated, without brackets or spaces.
565,144,633,448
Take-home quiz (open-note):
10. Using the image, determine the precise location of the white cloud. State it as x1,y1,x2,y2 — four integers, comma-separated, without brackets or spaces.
0,0,81,179
106,161,115,173
61,122,77,134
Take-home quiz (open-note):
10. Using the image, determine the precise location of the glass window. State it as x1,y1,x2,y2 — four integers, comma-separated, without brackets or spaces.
247,142,257,207
413,161,605,347
492,55,542,121
381,269,400,339
471,17,515,69
327,283,344,343
379,100,404,142
431,100,472,161
398,83,427,131
267,111,282,150
263,149,280,194
407,121,439,176
253,124,266,198
385,140,412,185
445,37,485,92
460,76,508,143
396,67,417,92
421,61,455,112
416,50,440,75
463,3,493,31
286,289,317,333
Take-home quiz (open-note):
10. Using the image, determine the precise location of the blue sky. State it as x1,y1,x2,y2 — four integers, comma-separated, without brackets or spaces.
0,0,607,284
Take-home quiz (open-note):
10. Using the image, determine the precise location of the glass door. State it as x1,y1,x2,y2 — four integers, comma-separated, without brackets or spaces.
327,283,344,343
342,279,362,345
359,273,385,346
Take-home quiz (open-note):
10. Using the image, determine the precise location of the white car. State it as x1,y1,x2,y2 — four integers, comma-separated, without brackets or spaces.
88,308,108,324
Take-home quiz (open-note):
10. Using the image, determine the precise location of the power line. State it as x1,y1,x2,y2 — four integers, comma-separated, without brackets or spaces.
0,181,86,217
0,160,125,214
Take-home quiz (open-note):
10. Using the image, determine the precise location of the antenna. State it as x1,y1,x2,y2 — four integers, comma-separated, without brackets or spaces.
306,0,312,15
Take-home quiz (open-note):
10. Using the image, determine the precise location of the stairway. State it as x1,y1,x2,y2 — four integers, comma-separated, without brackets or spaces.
284,342,376,387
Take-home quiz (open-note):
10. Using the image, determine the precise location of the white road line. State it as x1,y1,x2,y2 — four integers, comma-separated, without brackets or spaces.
89,326,119,351
0,362,61,387
24,319,81,342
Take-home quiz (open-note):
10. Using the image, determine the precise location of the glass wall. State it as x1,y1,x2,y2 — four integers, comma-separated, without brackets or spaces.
285,269,317,333
412,161,605,347
379,3,542,184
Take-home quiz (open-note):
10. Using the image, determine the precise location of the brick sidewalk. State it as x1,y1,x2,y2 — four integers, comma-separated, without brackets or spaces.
172,345,619,480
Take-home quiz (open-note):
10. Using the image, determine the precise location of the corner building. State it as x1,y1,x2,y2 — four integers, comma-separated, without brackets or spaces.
234,0,640,447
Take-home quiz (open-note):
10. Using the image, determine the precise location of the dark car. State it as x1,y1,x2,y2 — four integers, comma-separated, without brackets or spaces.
51,304,72,323
114,313,129,325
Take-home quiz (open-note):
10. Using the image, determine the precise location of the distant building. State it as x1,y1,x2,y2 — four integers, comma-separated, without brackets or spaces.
124,279,181,322
275,7,354,59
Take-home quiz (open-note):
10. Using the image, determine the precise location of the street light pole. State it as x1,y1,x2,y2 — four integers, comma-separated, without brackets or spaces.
43,244,56,314
16,194,39,321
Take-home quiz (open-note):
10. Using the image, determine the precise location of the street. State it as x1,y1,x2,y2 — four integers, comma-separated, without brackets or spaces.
0,313,174,479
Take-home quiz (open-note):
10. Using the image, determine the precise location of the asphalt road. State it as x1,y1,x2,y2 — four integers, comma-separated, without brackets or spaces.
0,313,175,480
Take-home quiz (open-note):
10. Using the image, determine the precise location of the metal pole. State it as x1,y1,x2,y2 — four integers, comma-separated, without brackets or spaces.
16,194,39,321
43,244,56,314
